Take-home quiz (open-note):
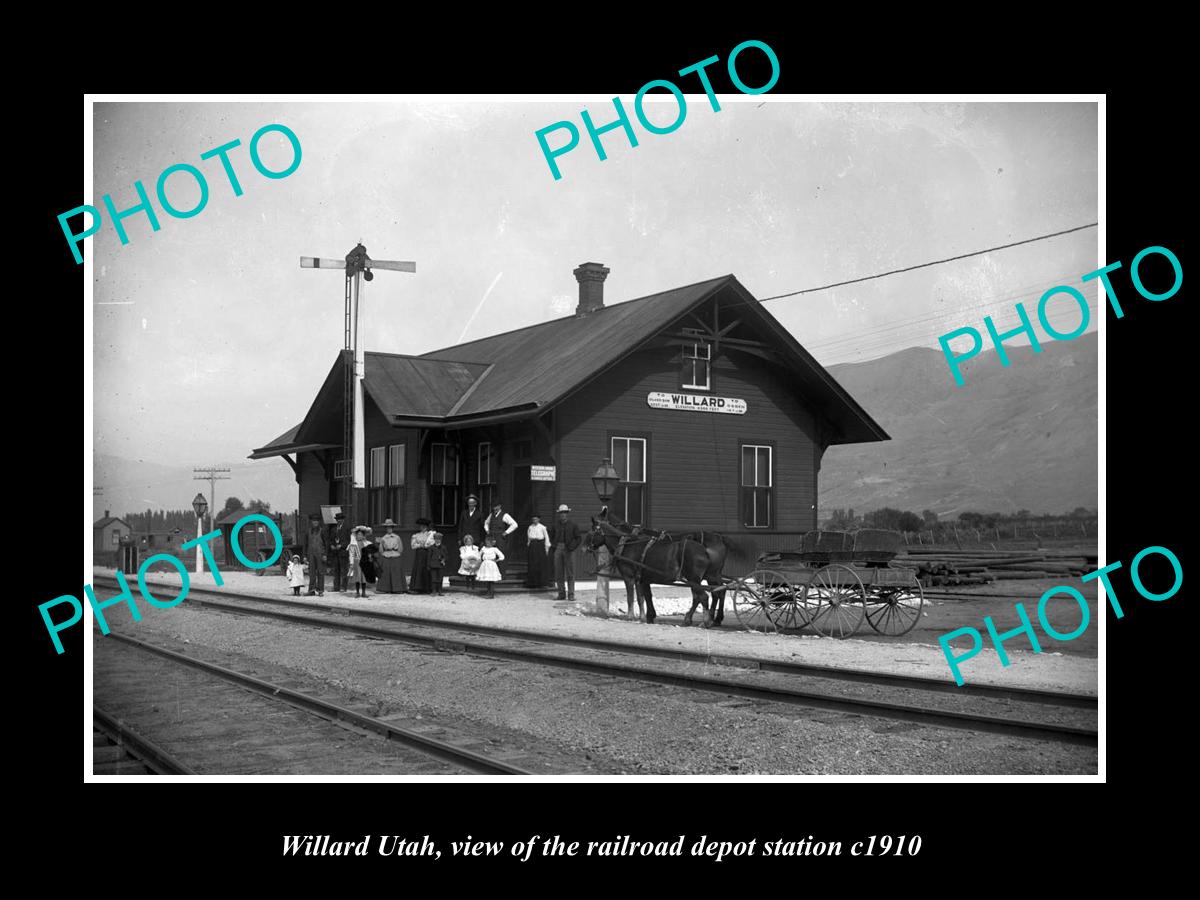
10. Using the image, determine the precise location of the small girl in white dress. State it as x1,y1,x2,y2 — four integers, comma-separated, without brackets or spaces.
458,535,482,592
286,554,306,595
476,537,506,598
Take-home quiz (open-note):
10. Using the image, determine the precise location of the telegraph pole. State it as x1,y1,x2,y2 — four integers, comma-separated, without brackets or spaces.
193,466,231,530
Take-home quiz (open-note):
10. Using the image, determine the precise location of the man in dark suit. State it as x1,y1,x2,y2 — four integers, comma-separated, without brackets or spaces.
549,504,582,601
458,494,486,547
331,511,351,592
305,515,325,596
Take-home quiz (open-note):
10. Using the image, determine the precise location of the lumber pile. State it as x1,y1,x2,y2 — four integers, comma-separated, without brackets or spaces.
892,549,1097,588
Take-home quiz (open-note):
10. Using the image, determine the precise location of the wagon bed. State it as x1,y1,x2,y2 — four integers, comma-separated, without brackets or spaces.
730,529,925,638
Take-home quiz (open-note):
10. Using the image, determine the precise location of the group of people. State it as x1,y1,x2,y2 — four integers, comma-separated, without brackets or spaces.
296,513,449,598
456,494,583,600
292,495,586,602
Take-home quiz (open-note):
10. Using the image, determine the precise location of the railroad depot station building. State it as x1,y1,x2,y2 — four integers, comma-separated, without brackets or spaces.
250,264,888,575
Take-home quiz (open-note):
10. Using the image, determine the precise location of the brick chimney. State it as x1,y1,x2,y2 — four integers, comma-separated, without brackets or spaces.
104,509,110,518
573,262,610,316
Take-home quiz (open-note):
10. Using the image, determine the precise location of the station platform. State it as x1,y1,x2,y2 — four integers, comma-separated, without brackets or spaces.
97,566,1099,697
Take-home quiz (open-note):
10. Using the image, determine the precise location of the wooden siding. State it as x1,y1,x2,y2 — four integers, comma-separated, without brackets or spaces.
297,451,328,522
555,345,825,565
93,521,131,554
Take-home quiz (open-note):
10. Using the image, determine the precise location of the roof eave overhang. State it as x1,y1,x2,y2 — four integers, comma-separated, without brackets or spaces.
389,403,542,430
248,441,339,460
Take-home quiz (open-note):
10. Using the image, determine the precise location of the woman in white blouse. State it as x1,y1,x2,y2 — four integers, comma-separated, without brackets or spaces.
524,514,551,589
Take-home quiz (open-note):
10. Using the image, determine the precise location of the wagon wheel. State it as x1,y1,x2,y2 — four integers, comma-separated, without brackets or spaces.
806,564,866,638
864,578,924,636
732,569,793,634
760,572,808,633
772,579,810,632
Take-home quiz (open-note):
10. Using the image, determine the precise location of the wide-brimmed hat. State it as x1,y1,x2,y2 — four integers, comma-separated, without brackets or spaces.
557,504,571,513
291,553,301,561
352,525,371,535
415,516,432,526
466,494,478,502
382,518,396,527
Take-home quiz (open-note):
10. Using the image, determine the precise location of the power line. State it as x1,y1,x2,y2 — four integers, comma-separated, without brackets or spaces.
820,295,1100,367
758,223,1098,302
801,273,1095,355
193,467,231,528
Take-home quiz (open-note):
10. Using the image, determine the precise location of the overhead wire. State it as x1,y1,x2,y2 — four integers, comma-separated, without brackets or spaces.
756,223,1098,302
799,274,1098,356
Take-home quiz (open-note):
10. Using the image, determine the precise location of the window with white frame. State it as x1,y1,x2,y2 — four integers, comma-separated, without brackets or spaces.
611,436,647,526
741,444,774,529
682,341,711,391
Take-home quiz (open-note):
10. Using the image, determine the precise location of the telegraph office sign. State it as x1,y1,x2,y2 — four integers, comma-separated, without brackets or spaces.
647,392,748,415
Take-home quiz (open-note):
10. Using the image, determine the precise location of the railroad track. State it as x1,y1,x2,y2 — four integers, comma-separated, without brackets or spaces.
93,706,196,775
94,576,1094,709
95,578,1097,747
97,630,535,775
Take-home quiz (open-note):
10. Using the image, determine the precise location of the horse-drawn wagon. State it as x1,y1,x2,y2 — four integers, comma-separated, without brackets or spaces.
589,510,923,638
732,529,924,638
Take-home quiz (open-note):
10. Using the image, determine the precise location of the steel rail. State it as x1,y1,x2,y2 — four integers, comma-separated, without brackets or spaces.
101,630,534,776
95,576,1094,710
93,706,198,775
97,581,1096,747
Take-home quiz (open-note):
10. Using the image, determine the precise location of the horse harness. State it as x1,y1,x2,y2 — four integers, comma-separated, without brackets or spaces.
615,528,686,583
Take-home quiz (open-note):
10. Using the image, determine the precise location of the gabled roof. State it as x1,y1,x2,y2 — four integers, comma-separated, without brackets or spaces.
94,515,129,529
420,275,732,415
363,353,491,418
251,272,888,455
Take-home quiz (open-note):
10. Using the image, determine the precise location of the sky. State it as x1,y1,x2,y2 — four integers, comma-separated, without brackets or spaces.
91,99,1099,468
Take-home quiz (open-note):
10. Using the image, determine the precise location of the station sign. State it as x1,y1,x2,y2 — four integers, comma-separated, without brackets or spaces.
647,392,747,415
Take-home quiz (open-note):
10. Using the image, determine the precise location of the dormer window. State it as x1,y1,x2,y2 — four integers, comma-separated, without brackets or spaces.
682,341,711,391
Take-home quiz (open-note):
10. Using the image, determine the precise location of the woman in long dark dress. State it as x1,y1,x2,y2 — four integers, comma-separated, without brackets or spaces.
410,518,433,594
525,514,551,588
375,519,407,593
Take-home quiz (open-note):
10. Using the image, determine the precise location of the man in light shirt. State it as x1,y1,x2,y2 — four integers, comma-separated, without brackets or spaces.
485,502,518,576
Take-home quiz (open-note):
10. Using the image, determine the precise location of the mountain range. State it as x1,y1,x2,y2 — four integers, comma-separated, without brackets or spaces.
821,330,1097,517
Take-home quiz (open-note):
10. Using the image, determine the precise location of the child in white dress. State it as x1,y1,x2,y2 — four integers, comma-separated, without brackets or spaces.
286,554,306,596
458,535,482,593
476,537,506,598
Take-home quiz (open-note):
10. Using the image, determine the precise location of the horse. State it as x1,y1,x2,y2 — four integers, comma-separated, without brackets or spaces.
589,508,739,627
594,507,739,626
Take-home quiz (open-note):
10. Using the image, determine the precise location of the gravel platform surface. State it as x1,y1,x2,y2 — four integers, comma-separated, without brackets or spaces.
110,568,1099,696
93,593,1098,775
